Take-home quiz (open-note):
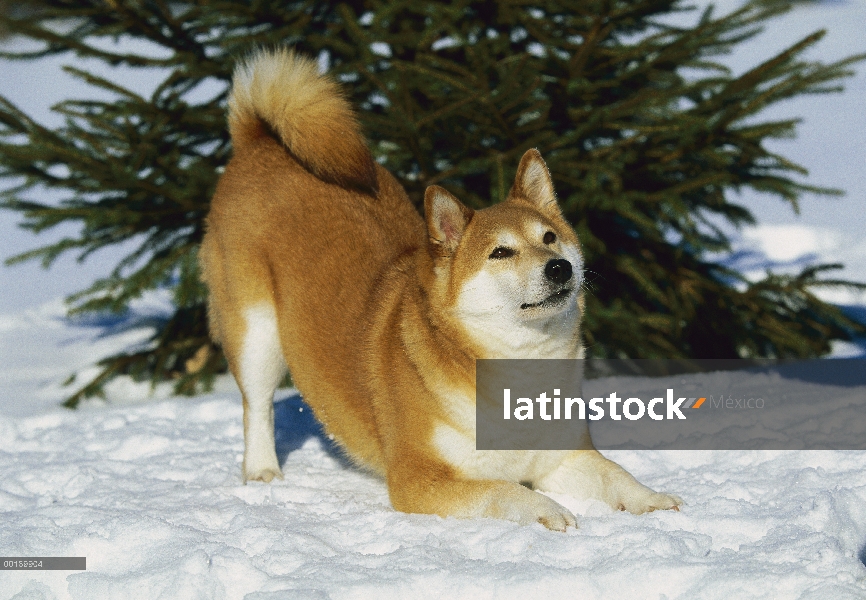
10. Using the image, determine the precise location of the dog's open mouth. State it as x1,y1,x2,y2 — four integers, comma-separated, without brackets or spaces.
520,288,573,310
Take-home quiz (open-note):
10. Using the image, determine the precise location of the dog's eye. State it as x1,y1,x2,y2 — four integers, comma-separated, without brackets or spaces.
489,247,515,259
543,231,556,245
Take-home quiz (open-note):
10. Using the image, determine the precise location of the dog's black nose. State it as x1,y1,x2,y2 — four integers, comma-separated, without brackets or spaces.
545,259,572,284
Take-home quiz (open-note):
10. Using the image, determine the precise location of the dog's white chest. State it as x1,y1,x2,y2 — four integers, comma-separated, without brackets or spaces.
431,391,570,483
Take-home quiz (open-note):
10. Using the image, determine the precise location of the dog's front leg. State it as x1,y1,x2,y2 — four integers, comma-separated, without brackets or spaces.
386,455,577,530
535,450,682,514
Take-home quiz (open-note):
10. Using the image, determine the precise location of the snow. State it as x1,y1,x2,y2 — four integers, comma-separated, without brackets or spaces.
2,309,866,598
3,368,866,598
2,1,866,598
3,359,866,598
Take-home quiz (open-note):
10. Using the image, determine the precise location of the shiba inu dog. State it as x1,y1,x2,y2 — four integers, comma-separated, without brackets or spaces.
199,48,682,530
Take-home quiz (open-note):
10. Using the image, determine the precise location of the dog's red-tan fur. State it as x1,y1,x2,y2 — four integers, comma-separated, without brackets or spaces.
200,49,681,529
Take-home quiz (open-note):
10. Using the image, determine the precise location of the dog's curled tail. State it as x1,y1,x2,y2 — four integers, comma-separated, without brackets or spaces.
228,48,377,193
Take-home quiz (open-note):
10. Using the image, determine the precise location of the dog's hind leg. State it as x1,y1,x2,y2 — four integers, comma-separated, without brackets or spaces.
237,301,288,483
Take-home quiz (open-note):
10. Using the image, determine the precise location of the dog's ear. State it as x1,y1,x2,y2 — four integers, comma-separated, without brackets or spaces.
510,149,561,219
425,185,474,256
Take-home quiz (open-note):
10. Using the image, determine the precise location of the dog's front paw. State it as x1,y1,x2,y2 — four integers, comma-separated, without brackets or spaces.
533,495,579,531
619,490,682,515
488,485,578,531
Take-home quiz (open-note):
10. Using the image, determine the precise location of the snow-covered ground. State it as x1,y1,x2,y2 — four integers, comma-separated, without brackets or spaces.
3,303,866,599
2,1,866,598
2,325,866,598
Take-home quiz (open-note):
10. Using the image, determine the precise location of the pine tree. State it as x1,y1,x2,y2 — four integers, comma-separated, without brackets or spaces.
0,0,863,407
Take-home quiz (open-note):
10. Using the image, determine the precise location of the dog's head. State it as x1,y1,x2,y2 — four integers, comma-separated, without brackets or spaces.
424,149,584,358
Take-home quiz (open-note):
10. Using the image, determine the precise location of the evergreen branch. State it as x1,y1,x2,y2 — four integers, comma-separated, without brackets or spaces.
0,15,177,66
1,0,863,404
60,66,148,102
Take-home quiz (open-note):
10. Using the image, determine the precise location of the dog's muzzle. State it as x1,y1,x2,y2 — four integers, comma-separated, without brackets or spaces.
544,259,572,285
